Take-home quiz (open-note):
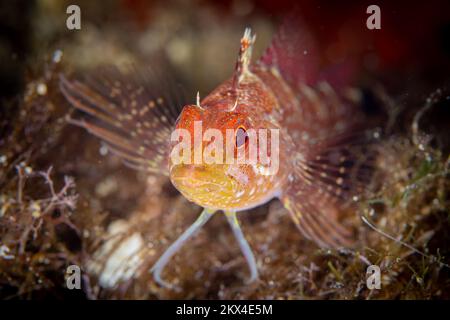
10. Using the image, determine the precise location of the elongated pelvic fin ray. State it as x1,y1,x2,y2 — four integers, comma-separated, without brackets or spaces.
151,209,258,290
225,211,258,283
151,209,215,290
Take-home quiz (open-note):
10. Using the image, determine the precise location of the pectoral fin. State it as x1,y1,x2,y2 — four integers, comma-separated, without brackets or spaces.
60,62,186,175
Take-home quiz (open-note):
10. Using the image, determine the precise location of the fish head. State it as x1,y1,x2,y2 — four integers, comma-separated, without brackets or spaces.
168,103,280,211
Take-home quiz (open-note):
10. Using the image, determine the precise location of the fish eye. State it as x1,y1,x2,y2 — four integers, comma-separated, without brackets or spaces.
235,126,248,148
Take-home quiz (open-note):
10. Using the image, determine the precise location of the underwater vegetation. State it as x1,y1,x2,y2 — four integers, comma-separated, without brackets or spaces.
0,0,450,299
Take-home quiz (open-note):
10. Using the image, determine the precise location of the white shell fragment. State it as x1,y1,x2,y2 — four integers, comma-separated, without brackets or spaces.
87,220,144,288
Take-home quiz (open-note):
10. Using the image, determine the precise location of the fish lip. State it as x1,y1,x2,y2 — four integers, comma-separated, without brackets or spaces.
171,176,225,191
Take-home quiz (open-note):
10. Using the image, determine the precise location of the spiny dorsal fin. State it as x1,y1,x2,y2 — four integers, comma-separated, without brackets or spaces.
232,28,256,91
258,12,361,89
257,13,319,87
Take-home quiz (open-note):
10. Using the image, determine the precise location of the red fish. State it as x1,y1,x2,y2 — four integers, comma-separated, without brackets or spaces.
60,15,380,290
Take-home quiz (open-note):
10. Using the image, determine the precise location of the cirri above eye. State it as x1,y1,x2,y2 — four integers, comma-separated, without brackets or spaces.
235,126,248,148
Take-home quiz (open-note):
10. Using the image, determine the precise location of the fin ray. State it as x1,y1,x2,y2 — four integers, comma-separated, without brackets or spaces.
60,62,186,175
257,13,319,86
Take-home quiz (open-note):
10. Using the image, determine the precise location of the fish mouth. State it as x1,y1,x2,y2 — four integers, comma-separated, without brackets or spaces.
171,176,224,193
169,164,236,205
